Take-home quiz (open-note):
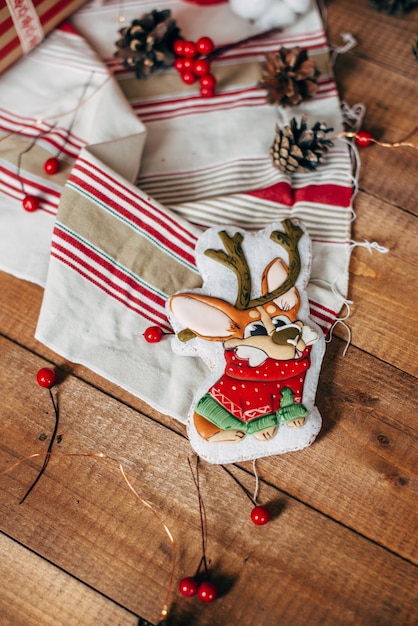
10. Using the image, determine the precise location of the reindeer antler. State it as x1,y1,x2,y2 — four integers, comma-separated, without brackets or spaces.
205,219,303,310
248,219,303,307
204,231,252,309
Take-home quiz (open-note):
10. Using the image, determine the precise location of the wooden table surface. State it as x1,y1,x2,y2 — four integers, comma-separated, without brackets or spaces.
0,2,417,625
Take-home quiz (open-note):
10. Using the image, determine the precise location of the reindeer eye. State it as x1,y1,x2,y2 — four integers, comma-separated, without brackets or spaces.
272,315,291,328
244,322,268,338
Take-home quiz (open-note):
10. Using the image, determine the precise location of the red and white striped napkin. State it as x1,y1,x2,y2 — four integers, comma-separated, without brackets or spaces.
0,22,146,283
1,0,354,455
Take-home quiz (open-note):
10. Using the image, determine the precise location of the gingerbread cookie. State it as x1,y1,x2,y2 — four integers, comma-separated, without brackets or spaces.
167,219,325,464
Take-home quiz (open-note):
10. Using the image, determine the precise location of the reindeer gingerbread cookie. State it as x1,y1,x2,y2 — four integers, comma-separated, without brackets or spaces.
168,219,325,464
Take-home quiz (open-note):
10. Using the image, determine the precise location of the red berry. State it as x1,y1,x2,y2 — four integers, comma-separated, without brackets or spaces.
44,157,60,175
182,41,198,58
251,505,270,525
183,58,194,70
199,73,216,90
196,36,215,55
355,129,373,148
178,576,199,597
173,39,185,55
143,326,163,343
181,69,197,85
193,58,211,77
22,195,40,212
198,581,218,603
36,367,57,388
200,86,215,98
174,58,186,72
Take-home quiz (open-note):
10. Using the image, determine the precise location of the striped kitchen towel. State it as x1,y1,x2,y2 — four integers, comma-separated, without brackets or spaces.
0,22,146,284
35,0,354,432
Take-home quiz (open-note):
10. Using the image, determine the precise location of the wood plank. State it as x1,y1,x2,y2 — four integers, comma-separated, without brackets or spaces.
0,533,138,626
325,0,418,80
252,337,418,563
324,2,418,215
0,276,416,561
346,191,418,376
0,337,417,626
333,55,418,214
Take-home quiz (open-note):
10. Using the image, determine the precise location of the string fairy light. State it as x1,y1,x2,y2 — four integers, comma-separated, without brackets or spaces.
0,449,176,625
337,124,418,150
0,367,176,625
0,70,117,212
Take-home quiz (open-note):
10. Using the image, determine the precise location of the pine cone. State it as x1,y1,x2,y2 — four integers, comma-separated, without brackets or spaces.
115,9,181,78
259,47,320,107
369,0,418,12
270,116,334,174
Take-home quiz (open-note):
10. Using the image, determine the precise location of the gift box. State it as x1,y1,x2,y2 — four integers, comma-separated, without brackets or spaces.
0,0,88,74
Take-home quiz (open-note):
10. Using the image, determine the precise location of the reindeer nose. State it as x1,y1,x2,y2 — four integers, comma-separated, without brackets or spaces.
272,326,301,346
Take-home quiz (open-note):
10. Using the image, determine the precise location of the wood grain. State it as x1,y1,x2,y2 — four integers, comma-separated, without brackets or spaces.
0,1,417,625
0,533,138,626
0,338,417,626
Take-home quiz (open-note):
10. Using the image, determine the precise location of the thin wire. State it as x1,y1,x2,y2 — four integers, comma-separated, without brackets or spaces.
221,464,256,506
337,125,418,150
0,72,114,140
1,450,176,623
19,387,59,504
252,459,260,505
15,126,54,193
188,455,208,576
55,71,95,159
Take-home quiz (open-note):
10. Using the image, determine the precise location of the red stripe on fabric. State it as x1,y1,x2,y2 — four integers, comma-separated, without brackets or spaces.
57,21,79,35
294,184,352,207
53,229,167,310
77,157,198,247
0,15,15,36
70,165,197,265
132,83,337,122
0,109,49,132
309,308,336,325
0,35,20,57
39,0,78,25
51,250,171,331
0,164,61,198
245,182,293,205
133,85,261,111
310,300,340,317
218,41,328,62
247,183,351,209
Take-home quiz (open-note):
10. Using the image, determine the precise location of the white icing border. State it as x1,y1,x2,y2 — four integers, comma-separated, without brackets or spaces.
167,219,325,464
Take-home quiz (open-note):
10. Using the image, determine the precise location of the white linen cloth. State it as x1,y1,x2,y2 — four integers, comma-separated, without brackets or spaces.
0,0,354,459
0,23,146,284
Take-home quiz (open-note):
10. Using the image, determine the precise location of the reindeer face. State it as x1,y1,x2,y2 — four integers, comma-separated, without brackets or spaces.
224,304,306,364
169,258,317,367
